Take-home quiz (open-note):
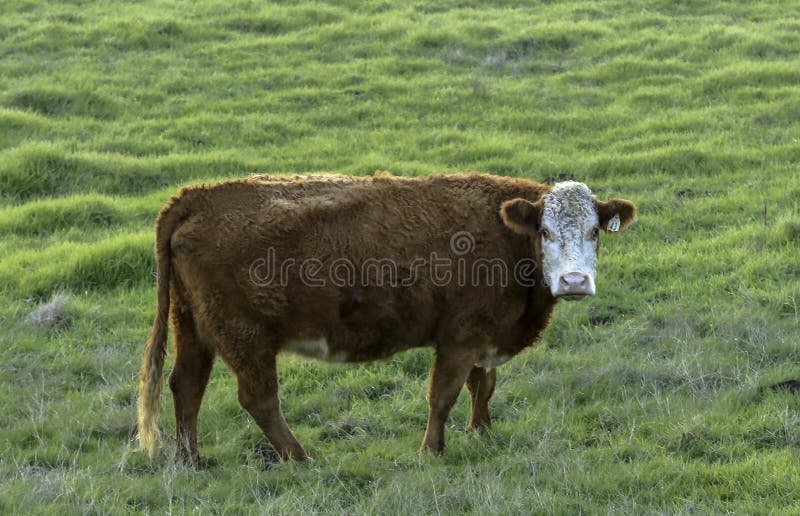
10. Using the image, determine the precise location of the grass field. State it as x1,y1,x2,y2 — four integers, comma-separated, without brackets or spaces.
2,0,800,513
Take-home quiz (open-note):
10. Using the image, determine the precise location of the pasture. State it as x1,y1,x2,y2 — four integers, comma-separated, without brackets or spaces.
1,0,800,513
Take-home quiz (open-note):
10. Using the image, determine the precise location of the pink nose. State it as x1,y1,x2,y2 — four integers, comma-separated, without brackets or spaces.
560,273,588,287
556,272,592,298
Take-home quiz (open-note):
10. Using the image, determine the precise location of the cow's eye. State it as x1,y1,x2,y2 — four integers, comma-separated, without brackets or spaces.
590,227,600,240
541,228,551,240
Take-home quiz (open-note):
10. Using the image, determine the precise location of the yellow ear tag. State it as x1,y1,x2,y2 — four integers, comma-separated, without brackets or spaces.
607,214,621,232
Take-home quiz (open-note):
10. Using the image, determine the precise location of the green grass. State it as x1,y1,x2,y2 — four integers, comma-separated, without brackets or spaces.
2,0,800,513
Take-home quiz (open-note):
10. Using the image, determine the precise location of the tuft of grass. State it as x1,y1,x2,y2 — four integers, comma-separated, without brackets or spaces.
4,88,119,120
26,291,72,331
0,232,154,296
0,143,255,202
0,195,124,237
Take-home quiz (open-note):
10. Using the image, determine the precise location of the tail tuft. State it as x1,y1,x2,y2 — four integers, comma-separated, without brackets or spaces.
136,196,184,459
137,318,167,458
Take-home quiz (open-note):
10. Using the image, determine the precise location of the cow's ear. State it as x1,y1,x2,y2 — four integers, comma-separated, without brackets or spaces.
500,198,541,235
595,198,636,233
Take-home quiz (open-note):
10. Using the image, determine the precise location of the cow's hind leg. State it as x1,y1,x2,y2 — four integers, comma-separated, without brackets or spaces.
168,306,215,466
466,366,496,430
234,350,309,462
421,349,480,453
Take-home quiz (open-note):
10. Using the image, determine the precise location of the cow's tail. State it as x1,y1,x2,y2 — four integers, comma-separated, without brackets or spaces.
137,196,185,459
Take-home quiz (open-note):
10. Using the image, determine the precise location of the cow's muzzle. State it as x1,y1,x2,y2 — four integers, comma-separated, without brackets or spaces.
554,272,595,300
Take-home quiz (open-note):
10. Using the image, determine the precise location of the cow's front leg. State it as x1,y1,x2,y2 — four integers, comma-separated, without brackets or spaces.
421,349,480,453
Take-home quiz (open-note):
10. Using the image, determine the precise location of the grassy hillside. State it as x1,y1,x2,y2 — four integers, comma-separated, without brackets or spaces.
2,0,799,513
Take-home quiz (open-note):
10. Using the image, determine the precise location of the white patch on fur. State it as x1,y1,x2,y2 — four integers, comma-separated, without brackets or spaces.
541,181,599,297
284,337,348,362
475,347,510,369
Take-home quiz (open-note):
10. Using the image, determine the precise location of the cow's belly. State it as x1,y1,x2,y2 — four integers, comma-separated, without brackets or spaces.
279,287,437,362
282,337,350,362
283,338,517,370
281,334,424,363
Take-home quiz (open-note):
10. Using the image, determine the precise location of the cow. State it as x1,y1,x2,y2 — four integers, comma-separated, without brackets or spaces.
137,172,636,464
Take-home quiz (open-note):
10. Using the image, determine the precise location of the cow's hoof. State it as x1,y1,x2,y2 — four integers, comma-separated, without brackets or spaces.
420,443,445,455
467,420,491,432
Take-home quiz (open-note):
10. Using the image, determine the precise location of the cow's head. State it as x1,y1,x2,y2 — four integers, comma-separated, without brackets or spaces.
500,181,636,300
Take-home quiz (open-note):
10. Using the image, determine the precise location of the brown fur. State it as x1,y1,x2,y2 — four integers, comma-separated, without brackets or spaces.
136,172,635,463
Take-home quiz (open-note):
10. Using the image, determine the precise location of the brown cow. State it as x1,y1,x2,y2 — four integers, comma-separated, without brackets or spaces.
137,172,635,464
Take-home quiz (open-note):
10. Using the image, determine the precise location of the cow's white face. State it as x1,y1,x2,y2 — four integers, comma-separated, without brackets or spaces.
539,182,599,299
500,181,636,300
